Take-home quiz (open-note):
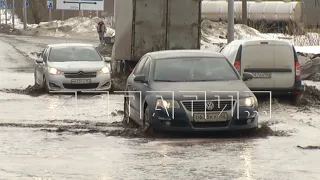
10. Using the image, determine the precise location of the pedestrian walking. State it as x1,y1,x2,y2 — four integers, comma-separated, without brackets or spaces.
96,20,106,44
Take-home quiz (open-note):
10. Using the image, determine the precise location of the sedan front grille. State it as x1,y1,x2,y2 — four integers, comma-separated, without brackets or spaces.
63,83,99,89
64,72,97,78
182,100,234,112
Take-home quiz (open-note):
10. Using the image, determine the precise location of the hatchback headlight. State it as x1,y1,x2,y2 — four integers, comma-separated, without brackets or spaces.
156,99,180,109
48,67,62,75
239,97,256,107
97,67,110,74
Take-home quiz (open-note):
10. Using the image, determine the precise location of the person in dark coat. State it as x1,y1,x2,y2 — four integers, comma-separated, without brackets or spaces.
96,20,106,44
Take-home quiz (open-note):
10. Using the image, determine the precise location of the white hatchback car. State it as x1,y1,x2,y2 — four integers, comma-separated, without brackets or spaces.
34,43,112,92
220,39,304,105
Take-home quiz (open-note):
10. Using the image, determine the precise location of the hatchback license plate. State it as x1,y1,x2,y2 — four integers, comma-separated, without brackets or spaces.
252,72,271,78
193,112,228,122
71,79,91,84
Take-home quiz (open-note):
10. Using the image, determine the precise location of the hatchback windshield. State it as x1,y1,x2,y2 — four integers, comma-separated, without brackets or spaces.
154,57,240,82
48,46,103,62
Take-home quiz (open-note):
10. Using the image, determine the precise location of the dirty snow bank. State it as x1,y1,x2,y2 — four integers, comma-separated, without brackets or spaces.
0,10,115,39
201,20,320,51
301,57,320,81
21,17,115,39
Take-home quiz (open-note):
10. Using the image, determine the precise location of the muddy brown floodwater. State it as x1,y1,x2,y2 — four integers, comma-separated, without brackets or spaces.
0,34,320,180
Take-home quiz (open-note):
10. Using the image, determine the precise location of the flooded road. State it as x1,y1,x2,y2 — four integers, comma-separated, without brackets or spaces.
0,34,320,180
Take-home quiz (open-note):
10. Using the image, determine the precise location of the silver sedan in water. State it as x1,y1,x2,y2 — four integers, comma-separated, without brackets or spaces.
34,43,111,92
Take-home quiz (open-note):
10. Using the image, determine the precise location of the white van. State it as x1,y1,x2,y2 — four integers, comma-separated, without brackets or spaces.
220,39,304,105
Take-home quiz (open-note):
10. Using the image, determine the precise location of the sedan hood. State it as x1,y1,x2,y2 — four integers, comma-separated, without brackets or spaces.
150,80,253,99
47,61,107,72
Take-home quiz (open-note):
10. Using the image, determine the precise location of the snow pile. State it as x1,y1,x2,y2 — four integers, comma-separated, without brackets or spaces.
0,9,28,29
1,10,115,39
301,57,320,81
201,20,320,51
22,16,115,39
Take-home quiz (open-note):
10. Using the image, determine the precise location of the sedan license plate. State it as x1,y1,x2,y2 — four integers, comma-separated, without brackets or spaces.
71,79,91,84
193,112,228,122
252,72,271,78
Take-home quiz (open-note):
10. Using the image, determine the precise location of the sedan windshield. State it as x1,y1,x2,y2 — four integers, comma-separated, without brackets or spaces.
48,46,103,62
154,57,240,82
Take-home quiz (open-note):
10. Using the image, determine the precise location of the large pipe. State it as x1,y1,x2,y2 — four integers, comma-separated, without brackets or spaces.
201,1,302,23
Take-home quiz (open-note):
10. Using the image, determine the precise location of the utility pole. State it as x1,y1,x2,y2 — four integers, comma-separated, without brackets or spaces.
62,10,64,21
242,0,247,25
227,0,234,43
78,3,81,16
4,0,7,24
12,0,15,28
49,7,52,21
23,0,27,29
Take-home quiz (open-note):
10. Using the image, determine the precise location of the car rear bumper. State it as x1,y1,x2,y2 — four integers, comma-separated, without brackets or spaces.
250,86,305,95
249,78,305,95
45,73,112,92
150,107,258,132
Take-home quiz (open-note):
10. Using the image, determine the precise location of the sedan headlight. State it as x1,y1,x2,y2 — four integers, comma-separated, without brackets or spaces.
156,99,180,109
97,67,110,74
239,97,256,107
48,67,62,75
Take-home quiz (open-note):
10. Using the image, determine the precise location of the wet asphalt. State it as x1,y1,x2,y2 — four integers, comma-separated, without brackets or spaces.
0,33,320,180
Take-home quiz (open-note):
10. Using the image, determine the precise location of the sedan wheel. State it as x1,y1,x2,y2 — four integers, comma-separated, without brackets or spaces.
143,106,156,136
123,97,132,124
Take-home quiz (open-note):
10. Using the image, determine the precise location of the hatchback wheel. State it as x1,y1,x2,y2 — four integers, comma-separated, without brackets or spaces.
123,97,134,126
43,76,49,93
34,73,39,86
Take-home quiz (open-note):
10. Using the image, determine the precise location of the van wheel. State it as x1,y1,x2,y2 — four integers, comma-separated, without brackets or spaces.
291,94,303,106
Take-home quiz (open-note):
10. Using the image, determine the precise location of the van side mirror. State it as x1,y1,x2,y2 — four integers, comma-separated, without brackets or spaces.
242,72,254,81
134,74,147,83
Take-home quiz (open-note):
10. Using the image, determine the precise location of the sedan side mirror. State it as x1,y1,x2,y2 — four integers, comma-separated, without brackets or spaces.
242,72,254,81
134,74,147,83
35,59,43,63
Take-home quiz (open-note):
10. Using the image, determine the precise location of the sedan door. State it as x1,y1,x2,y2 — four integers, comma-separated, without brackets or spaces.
126,55,149,120
130,56,152,121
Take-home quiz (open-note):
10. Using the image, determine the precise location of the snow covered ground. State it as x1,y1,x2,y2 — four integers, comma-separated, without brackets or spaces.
0,10,115,39
201,20,320,52
295,46,320,54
